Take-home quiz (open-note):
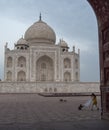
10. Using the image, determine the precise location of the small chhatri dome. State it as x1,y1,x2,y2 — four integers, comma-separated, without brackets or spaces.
58,39,68,47
17,37,27,45
24,15,56,44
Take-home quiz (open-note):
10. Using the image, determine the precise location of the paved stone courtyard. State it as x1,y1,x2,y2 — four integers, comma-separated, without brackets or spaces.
0,94,108,130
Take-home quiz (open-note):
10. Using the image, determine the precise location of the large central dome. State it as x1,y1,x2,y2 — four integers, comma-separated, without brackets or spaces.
24,18,56,44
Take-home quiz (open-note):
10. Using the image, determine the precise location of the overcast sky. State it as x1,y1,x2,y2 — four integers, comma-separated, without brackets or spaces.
0,0,100,82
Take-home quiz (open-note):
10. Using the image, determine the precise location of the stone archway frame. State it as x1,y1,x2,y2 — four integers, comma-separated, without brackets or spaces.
36,55,54,81
87,0,109,119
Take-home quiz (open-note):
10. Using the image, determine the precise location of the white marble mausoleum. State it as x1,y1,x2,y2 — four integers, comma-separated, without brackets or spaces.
4,16,80,82
0,16,99,94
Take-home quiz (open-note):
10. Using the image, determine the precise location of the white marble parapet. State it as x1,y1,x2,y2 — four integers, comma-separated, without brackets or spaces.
0,81,100,94
0,82,100,93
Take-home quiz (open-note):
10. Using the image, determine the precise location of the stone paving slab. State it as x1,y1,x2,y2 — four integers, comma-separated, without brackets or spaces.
0,94,108,130
0,94,101,123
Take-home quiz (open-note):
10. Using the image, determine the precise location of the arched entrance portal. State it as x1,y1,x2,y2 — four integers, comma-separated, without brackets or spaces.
36,55,54,81
88,0,109,119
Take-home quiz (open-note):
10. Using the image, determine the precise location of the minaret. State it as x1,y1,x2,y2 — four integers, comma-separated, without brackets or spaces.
78,49,80,55
5,42,8,51
39,13,42,21
73,46,75,53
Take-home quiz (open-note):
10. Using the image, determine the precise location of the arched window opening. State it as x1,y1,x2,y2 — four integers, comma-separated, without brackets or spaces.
75,59,78,69
17,71,26,81
7,57,12,68
21,47,24,50
62,48,65,52
7,71,12,81
64,72,71,82
36,55,54,81
18,56,26,67
64,58,71,68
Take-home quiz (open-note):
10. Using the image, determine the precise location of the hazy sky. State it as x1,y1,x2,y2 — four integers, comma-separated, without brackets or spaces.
0,0,100,82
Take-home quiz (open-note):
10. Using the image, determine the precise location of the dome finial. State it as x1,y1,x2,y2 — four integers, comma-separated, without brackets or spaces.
39,12,42,21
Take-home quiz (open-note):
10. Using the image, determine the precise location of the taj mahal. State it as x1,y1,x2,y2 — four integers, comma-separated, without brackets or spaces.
4,15,80,83
0,15,99,94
